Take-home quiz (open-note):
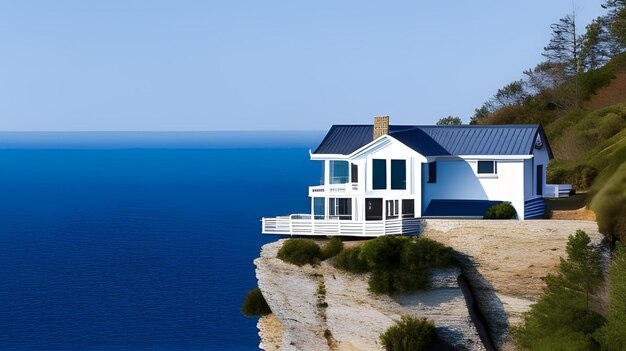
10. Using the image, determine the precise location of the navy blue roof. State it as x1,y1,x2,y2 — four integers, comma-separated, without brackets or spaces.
313,124,553,158
423,199,503,217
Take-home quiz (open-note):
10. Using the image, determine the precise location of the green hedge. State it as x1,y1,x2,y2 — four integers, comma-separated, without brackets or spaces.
334,246,369,273
380,315,436,351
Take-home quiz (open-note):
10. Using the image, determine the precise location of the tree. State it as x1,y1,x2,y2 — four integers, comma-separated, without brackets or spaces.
581,16,622,70
594,242,626,350
513,230,605,349
523,61,569,94
603,0,626,47
487,80,529,111
543,14,583,107
436,116,462,125
469,103,491,125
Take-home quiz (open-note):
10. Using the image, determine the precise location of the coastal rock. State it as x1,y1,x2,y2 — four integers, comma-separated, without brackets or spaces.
422,219,606,350
255,240,485,351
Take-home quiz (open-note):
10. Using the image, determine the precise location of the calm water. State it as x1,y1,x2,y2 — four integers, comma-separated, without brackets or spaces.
0,133,321,350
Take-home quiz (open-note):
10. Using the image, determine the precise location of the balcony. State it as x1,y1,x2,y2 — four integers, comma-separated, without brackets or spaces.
261,214,423,237
308,183,359,197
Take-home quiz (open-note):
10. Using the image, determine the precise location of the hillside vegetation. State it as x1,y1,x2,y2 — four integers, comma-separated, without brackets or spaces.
466,2,626,242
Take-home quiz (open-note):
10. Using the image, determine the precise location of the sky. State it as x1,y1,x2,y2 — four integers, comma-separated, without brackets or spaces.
0,1,609,131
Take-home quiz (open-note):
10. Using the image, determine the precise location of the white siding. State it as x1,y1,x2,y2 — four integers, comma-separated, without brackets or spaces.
422,158,526,219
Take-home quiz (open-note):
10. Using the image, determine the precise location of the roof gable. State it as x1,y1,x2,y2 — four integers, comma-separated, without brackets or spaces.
313,124,553,158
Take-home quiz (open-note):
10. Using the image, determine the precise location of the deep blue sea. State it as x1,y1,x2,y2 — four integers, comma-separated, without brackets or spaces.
0,132,322,351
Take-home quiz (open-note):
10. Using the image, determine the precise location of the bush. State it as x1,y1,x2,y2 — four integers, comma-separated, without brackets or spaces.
400,239,454,270
277,238,321,266
483,202,517,219
369,269,429,295
594,242,626,350
513,231,605,349
359,235,408,270
320,237,344,260
571,165,598,190
380,315,436,351
241,288,271,317
334,246,369,273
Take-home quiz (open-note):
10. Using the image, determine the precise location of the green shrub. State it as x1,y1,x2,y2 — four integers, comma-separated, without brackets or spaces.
359,235,408,270
334,246,369,273
594,242,626,350
547,163,570,184
380,315,436,351
277,238,321,266
513,231,605,349
483,202,517,219
571,165,598,190
241,287,271,317
320,237,344,260
369,269,429,295
400,239,454,270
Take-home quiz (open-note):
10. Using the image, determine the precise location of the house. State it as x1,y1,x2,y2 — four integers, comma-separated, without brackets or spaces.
262,116,553,237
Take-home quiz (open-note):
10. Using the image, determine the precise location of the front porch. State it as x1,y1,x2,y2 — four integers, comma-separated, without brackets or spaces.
261,214,423,237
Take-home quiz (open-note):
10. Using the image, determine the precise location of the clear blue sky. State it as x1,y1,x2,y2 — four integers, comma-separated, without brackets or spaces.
0,1,607,131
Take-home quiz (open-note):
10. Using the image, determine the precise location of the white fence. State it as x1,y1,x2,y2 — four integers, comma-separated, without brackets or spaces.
545,184,573,198
261,214,422,237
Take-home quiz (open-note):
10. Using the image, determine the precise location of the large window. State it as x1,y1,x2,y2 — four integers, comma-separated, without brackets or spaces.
329,198,352,220
391,160,406,190
373,159,387,190
329,160,349,184
428,162,437,183
313,197,325,219
477,160,497,174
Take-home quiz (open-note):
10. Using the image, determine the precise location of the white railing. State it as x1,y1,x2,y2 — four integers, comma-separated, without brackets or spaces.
308,183,359,196
545,184,573,198
261,214,423,237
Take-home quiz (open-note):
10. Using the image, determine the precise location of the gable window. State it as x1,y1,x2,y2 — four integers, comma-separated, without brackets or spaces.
390,160,406,190
329,160,349,184
477,160,497,175
373,159,387,190
427,162,437,183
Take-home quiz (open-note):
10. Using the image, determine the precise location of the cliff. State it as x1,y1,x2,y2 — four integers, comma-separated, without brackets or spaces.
255,219,606,351
255,240,485,351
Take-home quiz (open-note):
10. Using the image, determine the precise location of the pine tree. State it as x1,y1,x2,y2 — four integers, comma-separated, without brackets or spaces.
543,14,583,108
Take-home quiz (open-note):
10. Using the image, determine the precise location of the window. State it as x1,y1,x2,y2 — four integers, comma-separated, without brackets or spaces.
351,163,358,183
428,162,437,183
373,159,387,190
386,199,399,218
329,160,349,184
402,199,414,218
329,198,352,220
313,197,325,220
391,160,406,190
477,160,497,174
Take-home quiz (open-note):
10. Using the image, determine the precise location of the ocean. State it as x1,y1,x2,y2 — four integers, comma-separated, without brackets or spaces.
0,132,322,350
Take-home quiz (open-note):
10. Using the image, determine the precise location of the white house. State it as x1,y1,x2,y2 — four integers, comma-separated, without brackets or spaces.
262,116,553,237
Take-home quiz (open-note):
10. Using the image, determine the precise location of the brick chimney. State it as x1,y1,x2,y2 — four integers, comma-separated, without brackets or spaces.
373,115,389,140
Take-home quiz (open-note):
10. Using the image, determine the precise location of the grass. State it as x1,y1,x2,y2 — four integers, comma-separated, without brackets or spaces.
380,315,437,351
